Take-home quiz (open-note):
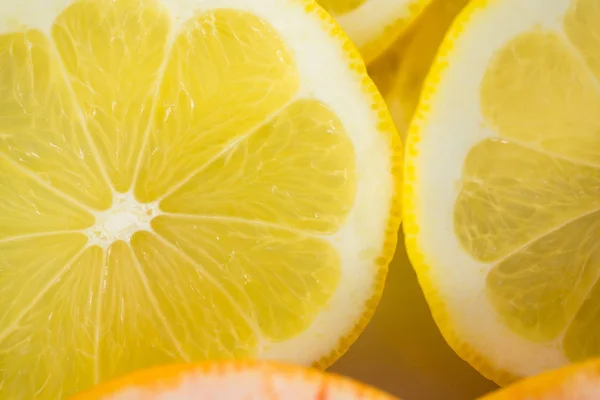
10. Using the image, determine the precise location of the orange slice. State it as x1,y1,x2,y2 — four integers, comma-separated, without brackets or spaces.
481,358,600,400
72,361,400,400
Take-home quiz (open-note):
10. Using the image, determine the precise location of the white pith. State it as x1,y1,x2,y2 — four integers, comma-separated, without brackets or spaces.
408,0,591,378
0,0,394,367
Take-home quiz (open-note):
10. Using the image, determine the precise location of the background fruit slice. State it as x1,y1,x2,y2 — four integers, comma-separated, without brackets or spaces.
481,358,600,400
317,0,432,64
72,361,400,400
403,0,600,385
0,0,400,397
368,0,470,137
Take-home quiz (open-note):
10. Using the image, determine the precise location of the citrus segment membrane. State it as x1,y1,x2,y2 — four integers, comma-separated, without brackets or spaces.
0,244,100,399
563,270,600,361
160,99,356,234
94,240,193,381
0,30,112,209
0,234,88,335
150,216,341,341
130,231,258,359
0,156,95,238
455,139,600,263
134,9,299,203
52,0,172,193
486,208,600,343
480,31,600,167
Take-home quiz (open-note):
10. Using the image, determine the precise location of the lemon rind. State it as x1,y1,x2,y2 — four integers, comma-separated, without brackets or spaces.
402,0,518,386
295,0,403,368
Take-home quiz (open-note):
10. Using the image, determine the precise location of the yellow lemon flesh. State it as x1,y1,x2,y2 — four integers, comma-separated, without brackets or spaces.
0,0,401,397
404,0,600,385
317,0,432,64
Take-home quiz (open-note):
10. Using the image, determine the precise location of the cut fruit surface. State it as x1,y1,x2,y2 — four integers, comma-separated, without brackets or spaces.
71,361,399,400
403,0,600,386
0,0,401,398
317,0,432,64
481,357,600,400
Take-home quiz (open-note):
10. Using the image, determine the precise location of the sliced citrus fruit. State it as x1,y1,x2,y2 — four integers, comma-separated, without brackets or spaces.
71,361,399,399
317,0,432,64
0,0,401,397
481,358,600,400
404,0,600,386
368,0,470,138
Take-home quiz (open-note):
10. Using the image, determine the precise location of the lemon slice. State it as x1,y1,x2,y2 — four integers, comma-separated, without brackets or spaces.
0,0,401,397
368,0,470,138
73,361,399,400
317,0,432,64
404,0,600,385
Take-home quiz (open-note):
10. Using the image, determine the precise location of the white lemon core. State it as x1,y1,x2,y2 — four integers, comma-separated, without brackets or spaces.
86,192,160,247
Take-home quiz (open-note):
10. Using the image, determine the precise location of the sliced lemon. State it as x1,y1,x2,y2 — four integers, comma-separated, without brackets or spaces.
368,0,470,138
73,361,399,400
317,0,432,64
0,0,401,397
404,0,600,385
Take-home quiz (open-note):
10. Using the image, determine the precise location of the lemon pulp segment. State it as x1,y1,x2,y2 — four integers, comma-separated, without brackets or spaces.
0,0,369,397
133,9,301,202
51,0,172,193
453,0,600,363
0,30,112,209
